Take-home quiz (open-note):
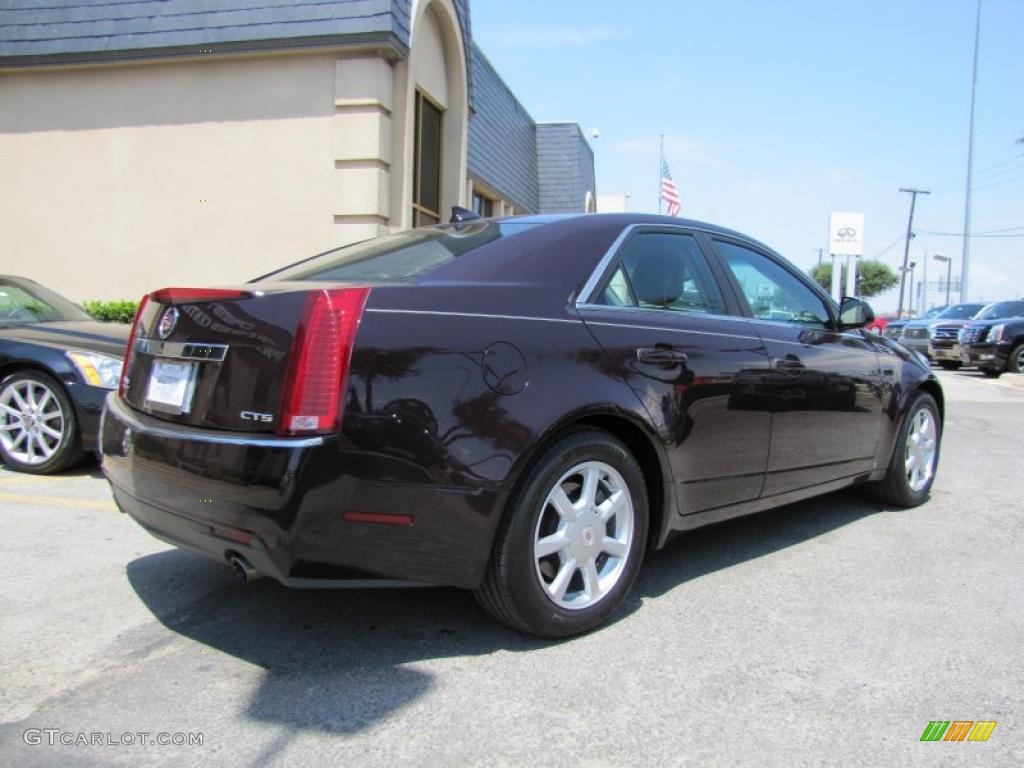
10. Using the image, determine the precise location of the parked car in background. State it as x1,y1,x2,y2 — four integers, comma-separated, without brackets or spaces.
958,301,1024,377
101,212,944,637
882,306,945,341
929,303,997,369
867,313,896,334
0,276,129,473
899,303,985,360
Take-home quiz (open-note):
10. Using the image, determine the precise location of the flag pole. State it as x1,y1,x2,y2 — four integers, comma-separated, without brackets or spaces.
658,133,664,215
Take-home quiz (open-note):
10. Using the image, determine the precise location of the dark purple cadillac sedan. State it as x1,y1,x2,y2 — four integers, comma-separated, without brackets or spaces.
101,212,943,637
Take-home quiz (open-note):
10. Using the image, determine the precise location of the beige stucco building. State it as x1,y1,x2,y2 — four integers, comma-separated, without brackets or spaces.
0,1,595,301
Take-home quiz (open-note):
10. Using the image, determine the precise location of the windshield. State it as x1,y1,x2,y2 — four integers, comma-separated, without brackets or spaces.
935,303,985,320
0,279,91,325
976,301,1024,321
255,220,541,283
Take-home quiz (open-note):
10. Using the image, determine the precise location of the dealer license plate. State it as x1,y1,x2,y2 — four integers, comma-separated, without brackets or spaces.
146,359,197,413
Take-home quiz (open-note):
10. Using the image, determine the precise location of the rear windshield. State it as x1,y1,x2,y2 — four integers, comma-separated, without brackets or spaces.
976,301,1024,321
255,220,540,283
936,304,984,320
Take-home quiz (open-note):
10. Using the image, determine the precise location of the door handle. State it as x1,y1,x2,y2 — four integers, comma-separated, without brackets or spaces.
636,346,688,364
772,357,805,372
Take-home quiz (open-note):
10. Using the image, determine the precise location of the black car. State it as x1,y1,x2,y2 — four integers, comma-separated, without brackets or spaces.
0,276,129,473
101,213,943,637
958,301,1024,376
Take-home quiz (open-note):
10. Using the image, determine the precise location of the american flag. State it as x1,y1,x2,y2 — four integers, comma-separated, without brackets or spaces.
661,160,682,217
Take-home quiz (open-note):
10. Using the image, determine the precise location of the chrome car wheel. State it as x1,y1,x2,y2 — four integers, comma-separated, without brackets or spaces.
904,407,937,493
533,460,635,611
0,377,67,466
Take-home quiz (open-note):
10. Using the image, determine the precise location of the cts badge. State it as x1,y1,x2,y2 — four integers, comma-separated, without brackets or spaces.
157,307,179,339
240,411,273,423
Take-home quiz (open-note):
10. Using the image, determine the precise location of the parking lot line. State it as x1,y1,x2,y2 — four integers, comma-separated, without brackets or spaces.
0,492,116,511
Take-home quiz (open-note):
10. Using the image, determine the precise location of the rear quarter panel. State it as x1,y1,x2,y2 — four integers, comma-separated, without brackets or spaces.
319,283,672,585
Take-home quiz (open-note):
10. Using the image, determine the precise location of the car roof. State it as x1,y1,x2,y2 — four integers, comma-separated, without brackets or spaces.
498,212,756,242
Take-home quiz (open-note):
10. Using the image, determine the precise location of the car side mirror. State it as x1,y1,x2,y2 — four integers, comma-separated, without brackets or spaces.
838,297,874,330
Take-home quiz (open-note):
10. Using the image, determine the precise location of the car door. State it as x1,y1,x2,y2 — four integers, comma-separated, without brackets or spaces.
706,236,884,495
577,226,773,515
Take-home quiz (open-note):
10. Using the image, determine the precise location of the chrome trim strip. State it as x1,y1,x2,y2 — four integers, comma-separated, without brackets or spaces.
136,339,229,362
575,223,639,305
365,308,579,324
584,320,762,344
104,394,324,449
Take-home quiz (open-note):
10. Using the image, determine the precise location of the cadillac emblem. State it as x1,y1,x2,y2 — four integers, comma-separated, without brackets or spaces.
157,307,179,339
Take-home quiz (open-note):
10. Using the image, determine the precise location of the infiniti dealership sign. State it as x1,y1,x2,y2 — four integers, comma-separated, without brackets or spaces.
829,212,865,256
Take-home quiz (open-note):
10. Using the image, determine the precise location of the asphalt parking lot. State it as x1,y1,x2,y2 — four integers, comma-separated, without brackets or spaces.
1,368,1021,767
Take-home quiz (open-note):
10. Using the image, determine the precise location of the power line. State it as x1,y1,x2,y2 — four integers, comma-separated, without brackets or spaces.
928,154,1024,192
916,224,1024,236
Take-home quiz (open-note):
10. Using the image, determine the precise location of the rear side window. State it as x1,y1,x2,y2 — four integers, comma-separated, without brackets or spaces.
256,221,540,283
597,232,725,315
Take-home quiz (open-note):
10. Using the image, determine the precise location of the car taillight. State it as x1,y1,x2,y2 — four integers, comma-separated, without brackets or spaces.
279,287,369,435
119,293,151,397
151,287,250,304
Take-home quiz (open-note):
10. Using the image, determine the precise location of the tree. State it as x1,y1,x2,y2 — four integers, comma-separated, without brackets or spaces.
808,260,899,298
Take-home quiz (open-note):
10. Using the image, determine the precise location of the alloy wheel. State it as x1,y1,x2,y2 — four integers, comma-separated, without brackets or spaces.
904,408,937,493
0,378,67,466
533,460,635,611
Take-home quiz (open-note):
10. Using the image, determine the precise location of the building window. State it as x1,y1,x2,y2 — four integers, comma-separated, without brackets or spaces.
471,191,494,217
412,90,443,226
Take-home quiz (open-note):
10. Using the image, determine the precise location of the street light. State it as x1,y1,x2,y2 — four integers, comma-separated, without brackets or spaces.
934,254,953,307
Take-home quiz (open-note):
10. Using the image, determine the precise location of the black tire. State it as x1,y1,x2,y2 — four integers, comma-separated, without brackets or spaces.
0,370,84,474
474,429,649,638
981,368,1002,378
1007,343,1024,374
938,361,961,370
863,392,941,508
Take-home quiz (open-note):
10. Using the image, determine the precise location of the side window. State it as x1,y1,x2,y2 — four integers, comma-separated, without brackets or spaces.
597,232,725,315
714,240,831,328
600,266,635,307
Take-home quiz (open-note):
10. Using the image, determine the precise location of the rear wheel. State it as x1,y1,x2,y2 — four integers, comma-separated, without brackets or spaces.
0,371,83,474
863,392,940,507
938,361,961,370
981,368,1002,378
1008,343,1024,374
475,430,648,637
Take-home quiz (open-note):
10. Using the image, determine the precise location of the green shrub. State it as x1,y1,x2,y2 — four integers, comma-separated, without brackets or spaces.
82,300,139,324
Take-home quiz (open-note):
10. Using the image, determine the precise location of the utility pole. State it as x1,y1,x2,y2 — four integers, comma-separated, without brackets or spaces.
961,0,983,302
897,187,930,319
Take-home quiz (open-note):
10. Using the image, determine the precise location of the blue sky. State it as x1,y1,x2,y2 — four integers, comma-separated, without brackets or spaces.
472,0,1024,311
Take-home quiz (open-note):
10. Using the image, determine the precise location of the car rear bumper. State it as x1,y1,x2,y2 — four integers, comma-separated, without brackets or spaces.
100,394,499,589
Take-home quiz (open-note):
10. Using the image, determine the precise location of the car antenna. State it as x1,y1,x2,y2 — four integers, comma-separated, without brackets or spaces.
450,206,481,224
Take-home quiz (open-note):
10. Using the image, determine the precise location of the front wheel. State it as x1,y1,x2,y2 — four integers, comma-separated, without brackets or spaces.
475,430,649,637
863,392,941,508
1007,343,1024,374
981,368,1002,378
938,361,961,370
0,371,83,474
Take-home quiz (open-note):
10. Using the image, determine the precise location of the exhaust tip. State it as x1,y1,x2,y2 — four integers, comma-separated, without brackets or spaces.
227,553,261,583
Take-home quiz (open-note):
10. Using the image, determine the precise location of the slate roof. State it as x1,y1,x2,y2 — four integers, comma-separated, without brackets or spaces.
537,122,596,214
0,0,411,66
467,44,538,214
